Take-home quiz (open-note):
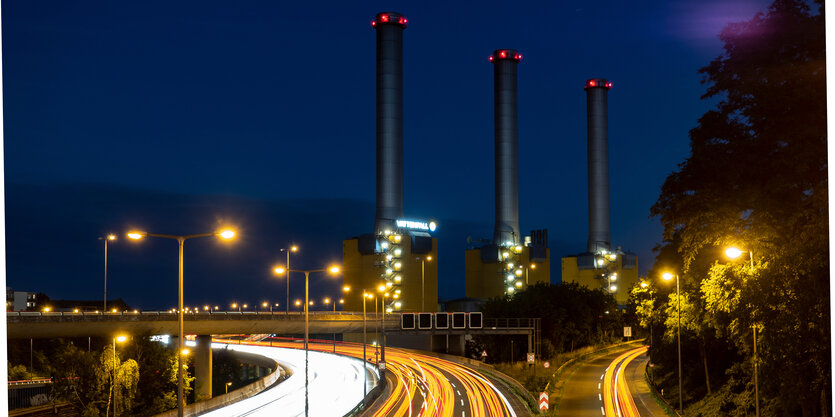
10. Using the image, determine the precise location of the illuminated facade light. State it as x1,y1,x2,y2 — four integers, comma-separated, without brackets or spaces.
386,268,393,274
381,242,389,249
394,262,402,269
507,287,515,293
514,245,523,252
515,281,522,287
394,248,402,256
515,269,523,276
394,275,401,282
507,275,514,281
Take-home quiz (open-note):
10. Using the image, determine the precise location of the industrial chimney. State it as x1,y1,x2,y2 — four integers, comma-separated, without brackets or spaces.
373,12,407,234
490,49,522,246
585,78,613,253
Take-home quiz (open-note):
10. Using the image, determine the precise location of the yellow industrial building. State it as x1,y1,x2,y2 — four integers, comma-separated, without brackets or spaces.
560,250,638,305
464,230,551,300
342,229,438,313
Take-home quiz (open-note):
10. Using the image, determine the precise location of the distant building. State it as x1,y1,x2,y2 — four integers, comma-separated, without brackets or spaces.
6,287,37,311
561,248,639,306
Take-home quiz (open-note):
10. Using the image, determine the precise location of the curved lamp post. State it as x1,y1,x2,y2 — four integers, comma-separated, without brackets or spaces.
127,228,236,417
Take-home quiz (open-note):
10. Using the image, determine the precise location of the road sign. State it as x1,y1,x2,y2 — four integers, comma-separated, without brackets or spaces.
624,326,632,338
527,353,535,363
539,392,549,411
543,361,550,368
378,361,386,371
481,350,488,358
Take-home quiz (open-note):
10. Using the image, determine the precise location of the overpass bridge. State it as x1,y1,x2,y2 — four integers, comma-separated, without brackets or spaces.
6,311,537,339
7,311,540,404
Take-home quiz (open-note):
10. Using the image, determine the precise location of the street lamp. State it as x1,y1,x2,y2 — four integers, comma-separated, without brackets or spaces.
273,264,341,417
112,335,128,417
225,382,232,394
662,271,682,413
725,246,758,417
99,234,117,312
361,292,373,398
278,245,299,314
416,256,432,311
127,227,236,417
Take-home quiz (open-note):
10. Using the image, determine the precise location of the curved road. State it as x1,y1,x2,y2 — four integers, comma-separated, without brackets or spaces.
212,338,522,417
559,343,647,417
202,342,378,417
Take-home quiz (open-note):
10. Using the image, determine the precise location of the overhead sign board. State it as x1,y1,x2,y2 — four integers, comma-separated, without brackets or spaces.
396,219,437,232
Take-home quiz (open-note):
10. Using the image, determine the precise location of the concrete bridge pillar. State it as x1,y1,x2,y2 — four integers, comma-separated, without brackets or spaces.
194,335,212,401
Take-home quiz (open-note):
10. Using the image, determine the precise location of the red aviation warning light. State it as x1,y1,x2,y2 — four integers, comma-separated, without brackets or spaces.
585,78,612,90
373,12,408,28
490,49,522,63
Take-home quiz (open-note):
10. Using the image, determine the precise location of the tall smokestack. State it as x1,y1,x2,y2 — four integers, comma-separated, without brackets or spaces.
372,12,407,234
490,49,522,246
585,78,613,253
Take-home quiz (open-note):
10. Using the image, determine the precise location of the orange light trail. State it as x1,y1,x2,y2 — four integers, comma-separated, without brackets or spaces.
215,336,516,416
603,345,648,417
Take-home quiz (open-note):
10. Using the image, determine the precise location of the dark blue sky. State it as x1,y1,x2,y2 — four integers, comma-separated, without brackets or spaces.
3,0,771,310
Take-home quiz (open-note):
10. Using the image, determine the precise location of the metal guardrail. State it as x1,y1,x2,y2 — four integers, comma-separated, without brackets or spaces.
7,311,392,318
483,318,537,328
8,378,52,386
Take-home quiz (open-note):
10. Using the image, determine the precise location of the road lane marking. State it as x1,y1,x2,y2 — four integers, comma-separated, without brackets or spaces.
457,390,462,396
601,406,605,415
461,399,464,406
599,382,601,389
600,373,605,380
599,393,602,401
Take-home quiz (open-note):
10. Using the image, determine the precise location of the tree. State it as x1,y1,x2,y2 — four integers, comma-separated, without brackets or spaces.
97,346,139,417
650,1,827,415
121,336,189,417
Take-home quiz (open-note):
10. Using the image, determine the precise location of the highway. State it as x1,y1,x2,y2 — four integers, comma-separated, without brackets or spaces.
558,343,647,417
201,341,378,417
213,338,520,417
602,346,649,417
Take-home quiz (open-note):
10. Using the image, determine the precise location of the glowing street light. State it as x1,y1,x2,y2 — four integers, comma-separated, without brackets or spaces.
662,271,682,413
278,245,299,314
272,264,341,417
112,335,128,417
724,245,759,417
98,234,118,312
417,255,433,311
127,227,236,417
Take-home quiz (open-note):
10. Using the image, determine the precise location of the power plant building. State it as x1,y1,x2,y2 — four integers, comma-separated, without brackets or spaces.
561,79,637,306
465,49,550,300
342,12,439,314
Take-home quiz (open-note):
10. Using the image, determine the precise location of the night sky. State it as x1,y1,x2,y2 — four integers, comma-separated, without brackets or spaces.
3,0,772,310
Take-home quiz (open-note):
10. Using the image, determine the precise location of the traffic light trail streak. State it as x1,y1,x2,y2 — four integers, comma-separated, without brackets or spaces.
213,337,518,417
602,345,648,417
